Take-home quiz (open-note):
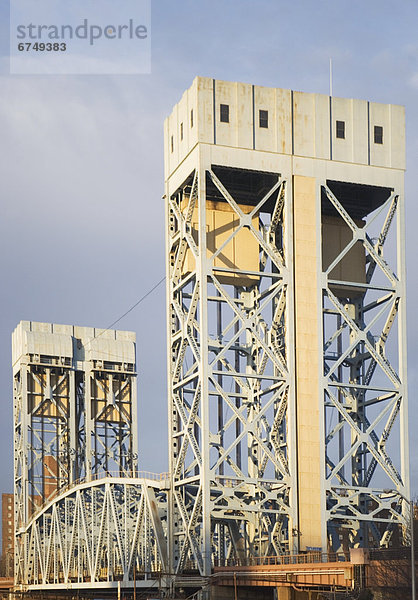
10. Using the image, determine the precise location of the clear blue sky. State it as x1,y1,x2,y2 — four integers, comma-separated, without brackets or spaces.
0,0,417,494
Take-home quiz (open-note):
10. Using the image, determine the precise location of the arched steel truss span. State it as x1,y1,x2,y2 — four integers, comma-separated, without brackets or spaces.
16,477,169,591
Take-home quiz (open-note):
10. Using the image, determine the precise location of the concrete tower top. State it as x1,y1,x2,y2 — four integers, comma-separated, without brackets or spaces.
12,320,136,373
164,76,405,179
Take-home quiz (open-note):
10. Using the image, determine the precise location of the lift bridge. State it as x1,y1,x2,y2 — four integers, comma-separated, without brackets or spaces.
12,78,411,597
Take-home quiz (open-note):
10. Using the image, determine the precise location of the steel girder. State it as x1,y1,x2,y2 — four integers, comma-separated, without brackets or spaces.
17,477,168,589
166,166,297,576
321,184,410,550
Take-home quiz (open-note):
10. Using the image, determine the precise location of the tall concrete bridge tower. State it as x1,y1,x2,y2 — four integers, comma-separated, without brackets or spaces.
164,77,409,576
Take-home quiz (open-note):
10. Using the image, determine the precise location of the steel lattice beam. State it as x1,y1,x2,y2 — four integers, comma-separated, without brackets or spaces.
166,165,297,576
321,184,409,551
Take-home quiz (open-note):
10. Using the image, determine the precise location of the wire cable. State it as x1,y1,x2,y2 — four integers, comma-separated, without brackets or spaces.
91,275,166,344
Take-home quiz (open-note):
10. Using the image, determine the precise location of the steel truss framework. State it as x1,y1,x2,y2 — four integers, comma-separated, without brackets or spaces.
18,478,168,589
86,366,137,479
166,166,297,576
13,338,138,584
321,183,409,550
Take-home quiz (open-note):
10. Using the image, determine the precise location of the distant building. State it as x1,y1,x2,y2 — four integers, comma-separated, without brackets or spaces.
1,494,13,576
43,455,59,501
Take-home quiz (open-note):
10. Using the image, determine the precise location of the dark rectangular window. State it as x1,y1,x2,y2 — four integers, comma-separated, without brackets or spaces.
259,109,268,128
180,122,183,141
220,103,229,123
336,120,345,139
170,135,173,153
190,109,194,128
374,125,383,144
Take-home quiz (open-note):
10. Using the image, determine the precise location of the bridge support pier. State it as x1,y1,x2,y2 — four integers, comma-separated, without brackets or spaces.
207,585,321,600
275,588,319,600
210,586,274,600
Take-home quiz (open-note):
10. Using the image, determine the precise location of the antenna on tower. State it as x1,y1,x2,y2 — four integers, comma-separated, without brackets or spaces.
329,58,333,97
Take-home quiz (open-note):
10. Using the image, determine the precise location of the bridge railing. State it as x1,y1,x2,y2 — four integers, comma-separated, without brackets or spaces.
28,470,170,524
214,551,351,567
64,469,170,491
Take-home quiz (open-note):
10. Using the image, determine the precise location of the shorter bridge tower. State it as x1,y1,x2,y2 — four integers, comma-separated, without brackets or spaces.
12,321,138,583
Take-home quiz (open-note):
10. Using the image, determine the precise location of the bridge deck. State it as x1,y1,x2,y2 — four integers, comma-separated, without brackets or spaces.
213,561,353,590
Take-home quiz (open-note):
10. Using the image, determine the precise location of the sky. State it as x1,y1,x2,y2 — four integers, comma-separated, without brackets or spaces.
0,0,417,500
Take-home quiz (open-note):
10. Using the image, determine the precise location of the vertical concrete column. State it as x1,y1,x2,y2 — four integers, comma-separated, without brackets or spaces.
198,153,212,578
276,586,293,600
293,175,322,550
